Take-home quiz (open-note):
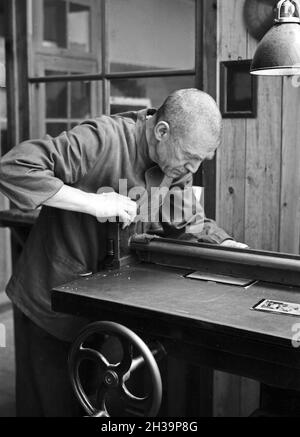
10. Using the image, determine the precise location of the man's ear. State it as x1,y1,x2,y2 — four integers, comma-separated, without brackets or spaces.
154,121,170,142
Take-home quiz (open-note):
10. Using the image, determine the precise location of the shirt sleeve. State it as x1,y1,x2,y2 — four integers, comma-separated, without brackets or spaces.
160,172,232,245
0,121,105,210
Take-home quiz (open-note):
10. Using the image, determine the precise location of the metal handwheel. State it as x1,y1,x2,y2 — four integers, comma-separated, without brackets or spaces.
69,321,165,417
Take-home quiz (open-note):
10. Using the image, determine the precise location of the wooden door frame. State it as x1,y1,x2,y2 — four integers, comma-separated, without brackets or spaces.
195,0,218,220
5,0,30,146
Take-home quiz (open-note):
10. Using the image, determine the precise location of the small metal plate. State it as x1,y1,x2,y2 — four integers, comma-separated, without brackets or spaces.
185,271,255,287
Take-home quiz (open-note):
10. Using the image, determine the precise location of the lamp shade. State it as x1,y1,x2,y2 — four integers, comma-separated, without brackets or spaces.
251,22,300,75
250,0,300,75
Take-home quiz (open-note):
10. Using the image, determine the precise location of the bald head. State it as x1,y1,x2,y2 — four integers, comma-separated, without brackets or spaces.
146,89,222,178
156,88,222,151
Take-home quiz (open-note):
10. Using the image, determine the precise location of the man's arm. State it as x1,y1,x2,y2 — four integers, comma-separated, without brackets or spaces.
0,123,104,210
160,172,248,248
200,218,248,249
0,122,136,226
43,185,137,227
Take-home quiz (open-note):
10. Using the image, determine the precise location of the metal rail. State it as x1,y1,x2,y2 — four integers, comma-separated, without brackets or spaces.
28,69,196,83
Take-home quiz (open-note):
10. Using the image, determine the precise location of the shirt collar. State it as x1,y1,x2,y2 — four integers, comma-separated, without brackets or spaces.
135,108,157,170
135,108,173,190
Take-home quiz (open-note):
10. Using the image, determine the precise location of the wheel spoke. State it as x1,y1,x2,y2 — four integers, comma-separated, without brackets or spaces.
129,355,145,373
91,410,110,418
70,345,112,416
95,385,110,416
75,345,110,371
115,339,133,375
118,384,150,416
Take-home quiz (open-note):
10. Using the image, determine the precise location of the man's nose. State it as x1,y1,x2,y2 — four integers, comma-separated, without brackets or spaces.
185,161,202,174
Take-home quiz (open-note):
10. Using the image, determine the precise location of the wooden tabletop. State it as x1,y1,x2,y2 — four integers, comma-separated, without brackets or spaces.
52,263,300,387
52,263,300,346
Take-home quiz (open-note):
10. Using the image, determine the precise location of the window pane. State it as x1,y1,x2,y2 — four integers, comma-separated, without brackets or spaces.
110,76,195,114
46,123,68,137
43,0,67,49
68,3,91,52
108,0,196,72
0,88,6,119
44,71,98,135
71,80,91,118
45,71,68,118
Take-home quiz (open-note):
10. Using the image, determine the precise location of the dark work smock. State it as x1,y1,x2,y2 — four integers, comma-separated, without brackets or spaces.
0,109,230,341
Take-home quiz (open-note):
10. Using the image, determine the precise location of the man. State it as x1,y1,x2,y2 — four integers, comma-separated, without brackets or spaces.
0,88,247,416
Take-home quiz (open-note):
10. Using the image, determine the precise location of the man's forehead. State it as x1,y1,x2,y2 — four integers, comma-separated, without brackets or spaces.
186,148,215,160
182,125,217,142
184,135,218,154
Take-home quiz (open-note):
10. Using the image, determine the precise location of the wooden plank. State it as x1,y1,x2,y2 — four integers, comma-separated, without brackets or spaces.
6,0,30,145
244,76,282,251
93,0,102,116
6,0,20,146
215,0,260,418
2,0,29,291
217,119,246,241
166,357,187,416
213,371,240,417
102,0,110,115
198,0,218,219
215,0,247,417
35,53,97,73
245,24,282,252
239,18,265,417
218,0,248,59
216,0,247,240
239,376,261,417
215,370,260,417
280,76,300,254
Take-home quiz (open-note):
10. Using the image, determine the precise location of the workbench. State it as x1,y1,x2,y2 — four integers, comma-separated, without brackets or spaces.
52,235,300,416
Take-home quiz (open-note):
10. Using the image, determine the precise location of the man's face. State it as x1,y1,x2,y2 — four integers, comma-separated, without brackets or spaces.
155,130,216,179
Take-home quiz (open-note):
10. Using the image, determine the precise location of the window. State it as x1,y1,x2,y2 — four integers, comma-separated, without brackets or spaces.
110,76,195,114
29,0,197,137
43,0,91,52
30,0,101,137
108,0,195,73
45,70,93,136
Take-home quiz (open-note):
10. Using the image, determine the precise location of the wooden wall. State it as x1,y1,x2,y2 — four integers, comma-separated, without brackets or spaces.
216,0,300,255
213,0,300,416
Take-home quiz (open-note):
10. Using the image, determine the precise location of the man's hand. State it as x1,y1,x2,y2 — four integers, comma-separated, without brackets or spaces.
43,186,137,228
92,192,137,228
220,239,249,249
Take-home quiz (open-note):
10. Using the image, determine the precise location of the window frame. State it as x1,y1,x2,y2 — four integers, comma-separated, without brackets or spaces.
32,0,99,58
29,0,198,116
30,54,101,137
